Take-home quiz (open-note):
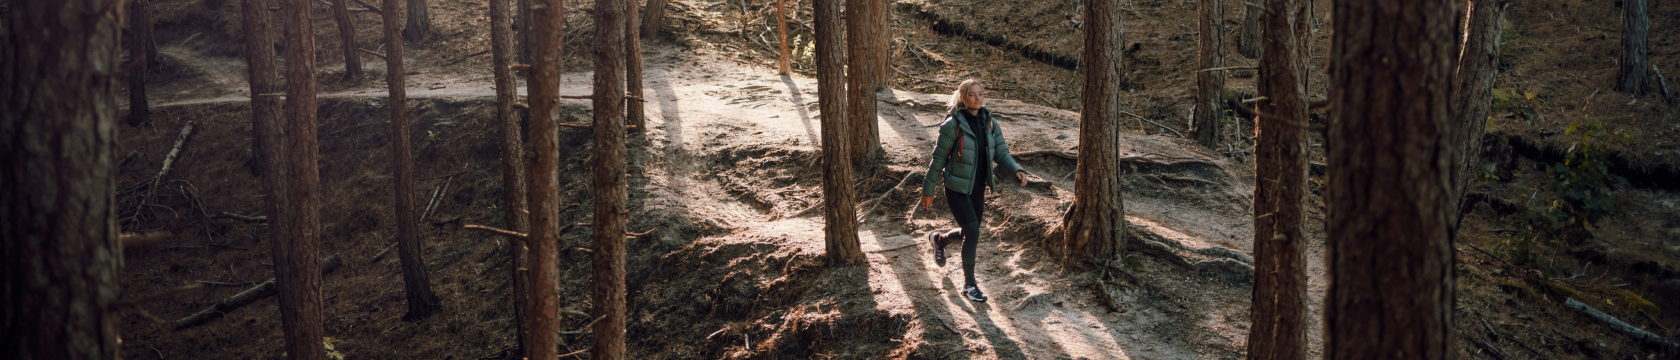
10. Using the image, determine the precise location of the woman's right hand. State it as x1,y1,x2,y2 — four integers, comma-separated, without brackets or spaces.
920,195,934,210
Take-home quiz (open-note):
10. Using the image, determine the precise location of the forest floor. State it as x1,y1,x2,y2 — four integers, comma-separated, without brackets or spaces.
111,0,1678,359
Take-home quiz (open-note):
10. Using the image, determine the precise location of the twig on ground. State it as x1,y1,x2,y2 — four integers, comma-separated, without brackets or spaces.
217,212,268,223
356,48,388,60
1119,111,1183,137
142,122,195,210
464,224,528,240
420,174,457,222
858,172,918,224
174,254,343,329
1195,65,1258,73
371,242,398,262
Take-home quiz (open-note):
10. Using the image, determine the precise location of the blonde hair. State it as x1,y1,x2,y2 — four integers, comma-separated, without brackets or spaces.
947,79,983,111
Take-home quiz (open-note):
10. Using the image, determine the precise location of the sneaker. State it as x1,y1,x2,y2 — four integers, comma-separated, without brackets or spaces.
928,232,947,267
962,285,987,303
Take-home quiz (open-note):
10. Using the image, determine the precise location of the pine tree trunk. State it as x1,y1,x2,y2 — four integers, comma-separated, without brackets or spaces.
244,0,284,198
1191,0,1224,149
382,0,442,321
816,0,864,265
0,1,122,358
1245,0,1309,358
1056,0,1127,260
1238,0,1261,59
333,0,363,80
591,0,629,357
1326,0,1457,358
1615,0,1649,96
280,0,327,357
643,0,668,39
847,0,885,167
518,0,533,63
488,0,530,352
404,0,430,42
126,0,152,127
524,0,565,358
1449,0,1499,224
872,0,891,87
776,0,791,74
626,0,646,132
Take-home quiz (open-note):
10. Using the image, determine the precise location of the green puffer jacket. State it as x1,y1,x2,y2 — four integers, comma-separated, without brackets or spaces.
922,106,1025,196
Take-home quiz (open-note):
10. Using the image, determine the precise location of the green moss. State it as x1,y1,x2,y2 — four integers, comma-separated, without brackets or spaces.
1611,289,1660,318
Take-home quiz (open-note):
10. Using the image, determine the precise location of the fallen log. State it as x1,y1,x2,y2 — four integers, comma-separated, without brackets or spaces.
1563,297,1679,353
174,254,343,329
142,122,195,207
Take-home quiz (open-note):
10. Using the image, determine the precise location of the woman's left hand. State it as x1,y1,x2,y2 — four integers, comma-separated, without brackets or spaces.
1016,171,1029,186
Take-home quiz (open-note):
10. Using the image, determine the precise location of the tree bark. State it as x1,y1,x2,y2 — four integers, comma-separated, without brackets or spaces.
1191,0,1224,149
1326,0,1458,359
626,0,646,132
488,0,530,352
126,0,152,127
591,0,629,357
333,0,363,80
404,0,430,42
776,0,791,74
1245,0,1309,358
1615,0,1649,96
1238,0,1262,59
817,0,864,265
1449,0,1499,225
643,0,668,39
280,0,327,356
872,0,891,87
243,0,284,201
847,0,885,167
1054,0,1127,261
382,0,442,321
0,1,122,358
518,0,533,63
525,0,565,358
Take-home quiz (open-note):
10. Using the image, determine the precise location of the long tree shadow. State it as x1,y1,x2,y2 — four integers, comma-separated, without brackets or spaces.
871,223,1074,359
779,74,821,147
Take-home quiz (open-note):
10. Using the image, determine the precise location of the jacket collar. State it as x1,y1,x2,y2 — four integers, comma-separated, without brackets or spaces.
951,105,990,136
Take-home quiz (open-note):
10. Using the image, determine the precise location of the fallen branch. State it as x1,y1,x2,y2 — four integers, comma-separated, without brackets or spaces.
1119,111,1183,137
216,212,268,223
465,224,528,240
142,122,195,208
370,241,398,262
1563,297,1679,353
349,0,383,14
1195,65,1258,73
174,254,343,329
561,315,607,335
443,50,491,67
356,48,388,60
119,231,174,248
857,172,918,224
420,173,458,222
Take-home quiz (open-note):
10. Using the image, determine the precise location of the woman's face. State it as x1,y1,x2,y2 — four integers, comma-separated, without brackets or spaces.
963,85,985,109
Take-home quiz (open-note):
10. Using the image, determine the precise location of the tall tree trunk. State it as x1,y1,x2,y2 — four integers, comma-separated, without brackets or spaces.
1615,0,1649,96
1191,0,1224,149
1238,0,1261,59
1246,0,1309,358
382,0,442,321
1449,0,1499,225
524,0,565,358
333,0,363,80
776,0,791,74
126,0,152,127
244,0,284,207
0,1,122,358
1326,0,1457,359
488,0,530,352
643,0,667,39
847,0,885,167
280,0,327,356
1054,0,1127,261
872,0,891,87
404,0,430,42
518,0,533,63
626,0,645,132
591,0,629,357
816,0,864,265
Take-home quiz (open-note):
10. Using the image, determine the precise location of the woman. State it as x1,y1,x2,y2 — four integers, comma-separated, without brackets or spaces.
921,79,1029,303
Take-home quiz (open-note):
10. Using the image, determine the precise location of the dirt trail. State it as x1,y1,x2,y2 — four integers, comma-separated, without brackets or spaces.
134,39,1306,359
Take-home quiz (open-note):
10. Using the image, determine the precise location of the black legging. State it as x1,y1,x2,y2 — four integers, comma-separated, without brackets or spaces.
943,186,986,287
